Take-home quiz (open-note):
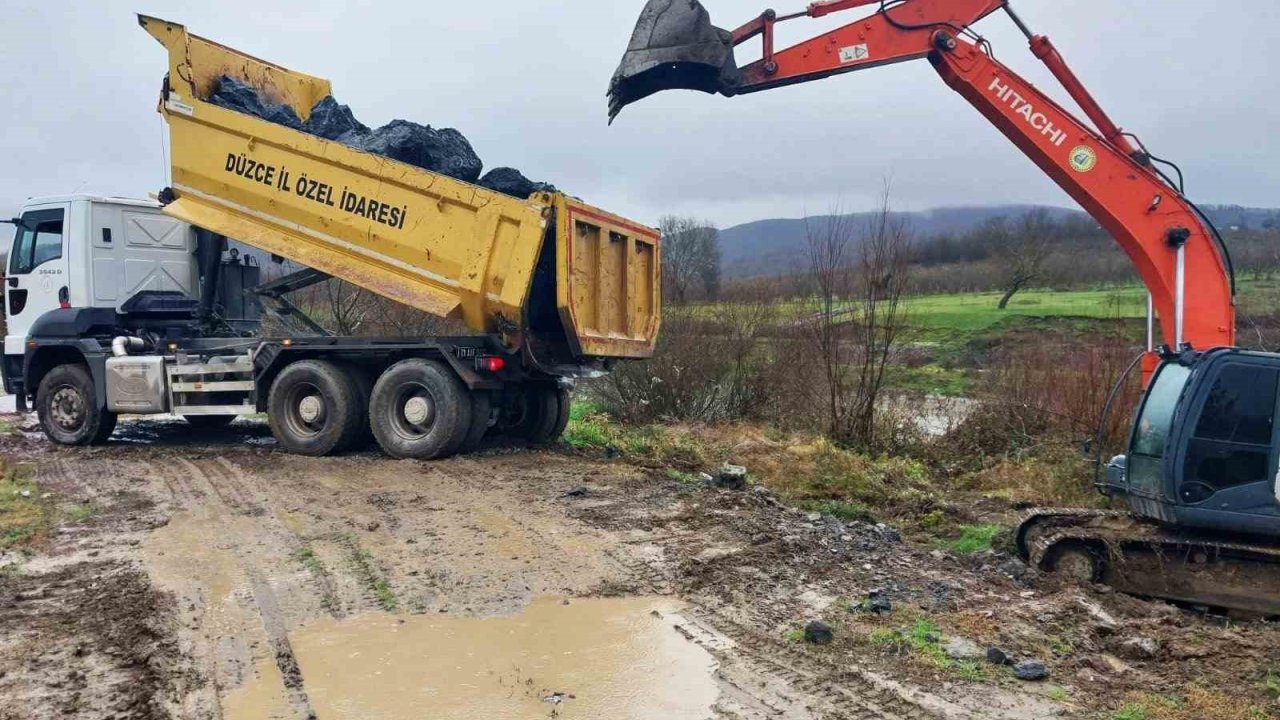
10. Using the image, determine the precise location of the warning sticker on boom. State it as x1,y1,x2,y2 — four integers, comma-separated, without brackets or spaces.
839,44,870,63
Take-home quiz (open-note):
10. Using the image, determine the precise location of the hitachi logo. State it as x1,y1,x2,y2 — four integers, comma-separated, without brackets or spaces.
989,77,1068,147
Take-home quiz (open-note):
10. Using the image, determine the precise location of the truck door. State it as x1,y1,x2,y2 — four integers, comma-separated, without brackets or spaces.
5,204,70,356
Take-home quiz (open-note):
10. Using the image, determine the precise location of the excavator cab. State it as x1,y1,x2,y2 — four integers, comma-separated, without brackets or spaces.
1111,349,1280,537
608,0,740,122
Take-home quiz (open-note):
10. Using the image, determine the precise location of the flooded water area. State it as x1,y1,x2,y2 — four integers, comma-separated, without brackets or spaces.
281,597,718,720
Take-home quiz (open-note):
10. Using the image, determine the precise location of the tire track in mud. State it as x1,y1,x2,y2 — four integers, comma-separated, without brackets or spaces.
141,453,321,719
681,607,940,720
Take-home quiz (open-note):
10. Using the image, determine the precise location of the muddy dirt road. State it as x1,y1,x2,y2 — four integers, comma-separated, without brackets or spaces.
1,416,1276,719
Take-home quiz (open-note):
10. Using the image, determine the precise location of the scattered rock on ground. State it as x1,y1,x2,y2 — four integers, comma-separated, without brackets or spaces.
715,464,748,491
987,646,1013,666
865,589,892,615
804,620,834,645
943,636,984,661
1114,636,1159,660
1013,660,1050,681
1086,654,1133,676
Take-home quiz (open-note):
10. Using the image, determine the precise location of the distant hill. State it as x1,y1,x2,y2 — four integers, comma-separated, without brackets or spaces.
718,204,1280,279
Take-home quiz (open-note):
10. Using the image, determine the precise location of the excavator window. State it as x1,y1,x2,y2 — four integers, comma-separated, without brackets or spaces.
1181,363,1278,499
1127,363,1191,496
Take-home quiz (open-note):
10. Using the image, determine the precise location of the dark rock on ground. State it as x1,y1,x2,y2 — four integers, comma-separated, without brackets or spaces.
715,464,748,491
865,589,892,615
478,167,557,199
986,646,1013,665
804,620,834,645
1013,660,1049,681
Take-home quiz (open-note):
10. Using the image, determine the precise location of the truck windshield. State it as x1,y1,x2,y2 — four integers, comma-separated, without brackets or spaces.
1127,362,1192,495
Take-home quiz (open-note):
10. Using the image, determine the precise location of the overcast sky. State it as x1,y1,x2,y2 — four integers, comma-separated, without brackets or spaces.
2,0,1277,228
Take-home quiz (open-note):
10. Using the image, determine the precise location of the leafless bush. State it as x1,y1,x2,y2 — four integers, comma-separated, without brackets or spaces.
935,331,1144,476
794,191,913,451
593,288,781,423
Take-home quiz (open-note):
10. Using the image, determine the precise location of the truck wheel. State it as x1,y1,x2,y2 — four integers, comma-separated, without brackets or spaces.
36,364,117,446
336,362,375,449
268,360,362,456
458,391,492,454
513,386,569,444
184,415,236,430
369,359,471,460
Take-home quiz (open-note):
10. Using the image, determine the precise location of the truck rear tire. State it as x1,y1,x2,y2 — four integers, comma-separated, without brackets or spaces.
36,364,117,446
268,360,363,457
336,362,375,450
513,386,570,444
369,359,471,460
458,391,492,454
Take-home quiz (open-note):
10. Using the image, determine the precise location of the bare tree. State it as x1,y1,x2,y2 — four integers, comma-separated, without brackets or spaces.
801,190,913,450
659,216,720,305
991,209,1058,309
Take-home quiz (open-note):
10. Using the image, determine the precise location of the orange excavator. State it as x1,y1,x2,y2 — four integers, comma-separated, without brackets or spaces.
610,0,1280,614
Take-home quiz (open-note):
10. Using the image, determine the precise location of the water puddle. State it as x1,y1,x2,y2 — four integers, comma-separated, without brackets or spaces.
289,596,718,719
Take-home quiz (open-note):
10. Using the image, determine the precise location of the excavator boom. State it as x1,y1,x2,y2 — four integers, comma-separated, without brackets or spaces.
610,0,1236,360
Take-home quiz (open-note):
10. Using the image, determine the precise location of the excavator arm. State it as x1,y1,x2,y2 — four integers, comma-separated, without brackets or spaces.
610,0,1236,361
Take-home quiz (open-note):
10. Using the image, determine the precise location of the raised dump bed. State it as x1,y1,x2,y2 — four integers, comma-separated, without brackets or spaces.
139,14,660,363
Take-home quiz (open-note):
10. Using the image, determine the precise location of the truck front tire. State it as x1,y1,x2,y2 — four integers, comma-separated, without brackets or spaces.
268,360,363,457
36,364,117,446
369,359,471,460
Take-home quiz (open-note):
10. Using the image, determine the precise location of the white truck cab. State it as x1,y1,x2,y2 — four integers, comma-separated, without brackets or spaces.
3,195,198,402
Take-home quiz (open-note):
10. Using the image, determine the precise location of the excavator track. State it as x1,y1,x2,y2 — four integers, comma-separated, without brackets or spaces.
1016,509,1280,616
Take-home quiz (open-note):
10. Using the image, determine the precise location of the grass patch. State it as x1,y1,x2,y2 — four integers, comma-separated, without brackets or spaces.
664,468,701,484
785,628,806,643
883,364,974,397
1260,669,1280,700
1048,687,1069,703
864,617,986,680
64,503,99,523
0,460,43,550
939,524,1004,554
293,545,339,612
343,536,397,612
1112,686,1273,720
797,499,874,523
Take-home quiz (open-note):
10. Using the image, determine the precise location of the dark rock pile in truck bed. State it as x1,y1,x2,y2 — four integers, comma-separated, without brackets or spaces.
208,76,554,198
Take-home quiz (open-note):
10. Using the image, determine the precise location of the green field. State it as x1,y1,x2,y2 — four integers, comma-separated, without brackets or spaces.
904,287,1148,338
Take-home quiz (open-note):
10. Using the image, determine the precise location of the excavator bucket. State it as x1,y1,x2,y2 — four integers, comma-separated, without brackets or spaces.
608,0,740,123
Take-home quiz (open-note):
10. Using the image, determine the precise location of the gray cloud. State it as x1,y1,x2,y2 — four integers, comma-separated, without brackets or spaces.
2,1,1277,227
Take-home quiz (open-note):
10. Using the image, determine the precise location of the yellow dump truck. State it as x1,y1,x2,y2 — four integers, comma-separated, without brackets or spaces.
11,16,659,459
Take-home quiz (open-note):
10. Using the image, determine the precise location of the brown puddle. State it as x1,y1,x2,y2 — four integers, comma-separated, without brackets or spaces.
289,596,718,719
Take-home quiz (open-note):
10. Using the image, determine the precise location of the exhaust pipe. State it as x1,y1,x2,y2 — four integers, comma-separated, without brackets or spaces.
608,0,741,122
112,336,145,357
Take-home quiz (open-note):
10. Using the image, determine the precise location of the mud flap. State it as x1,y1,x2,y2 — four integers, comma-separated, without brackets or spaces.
608,0,741,122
